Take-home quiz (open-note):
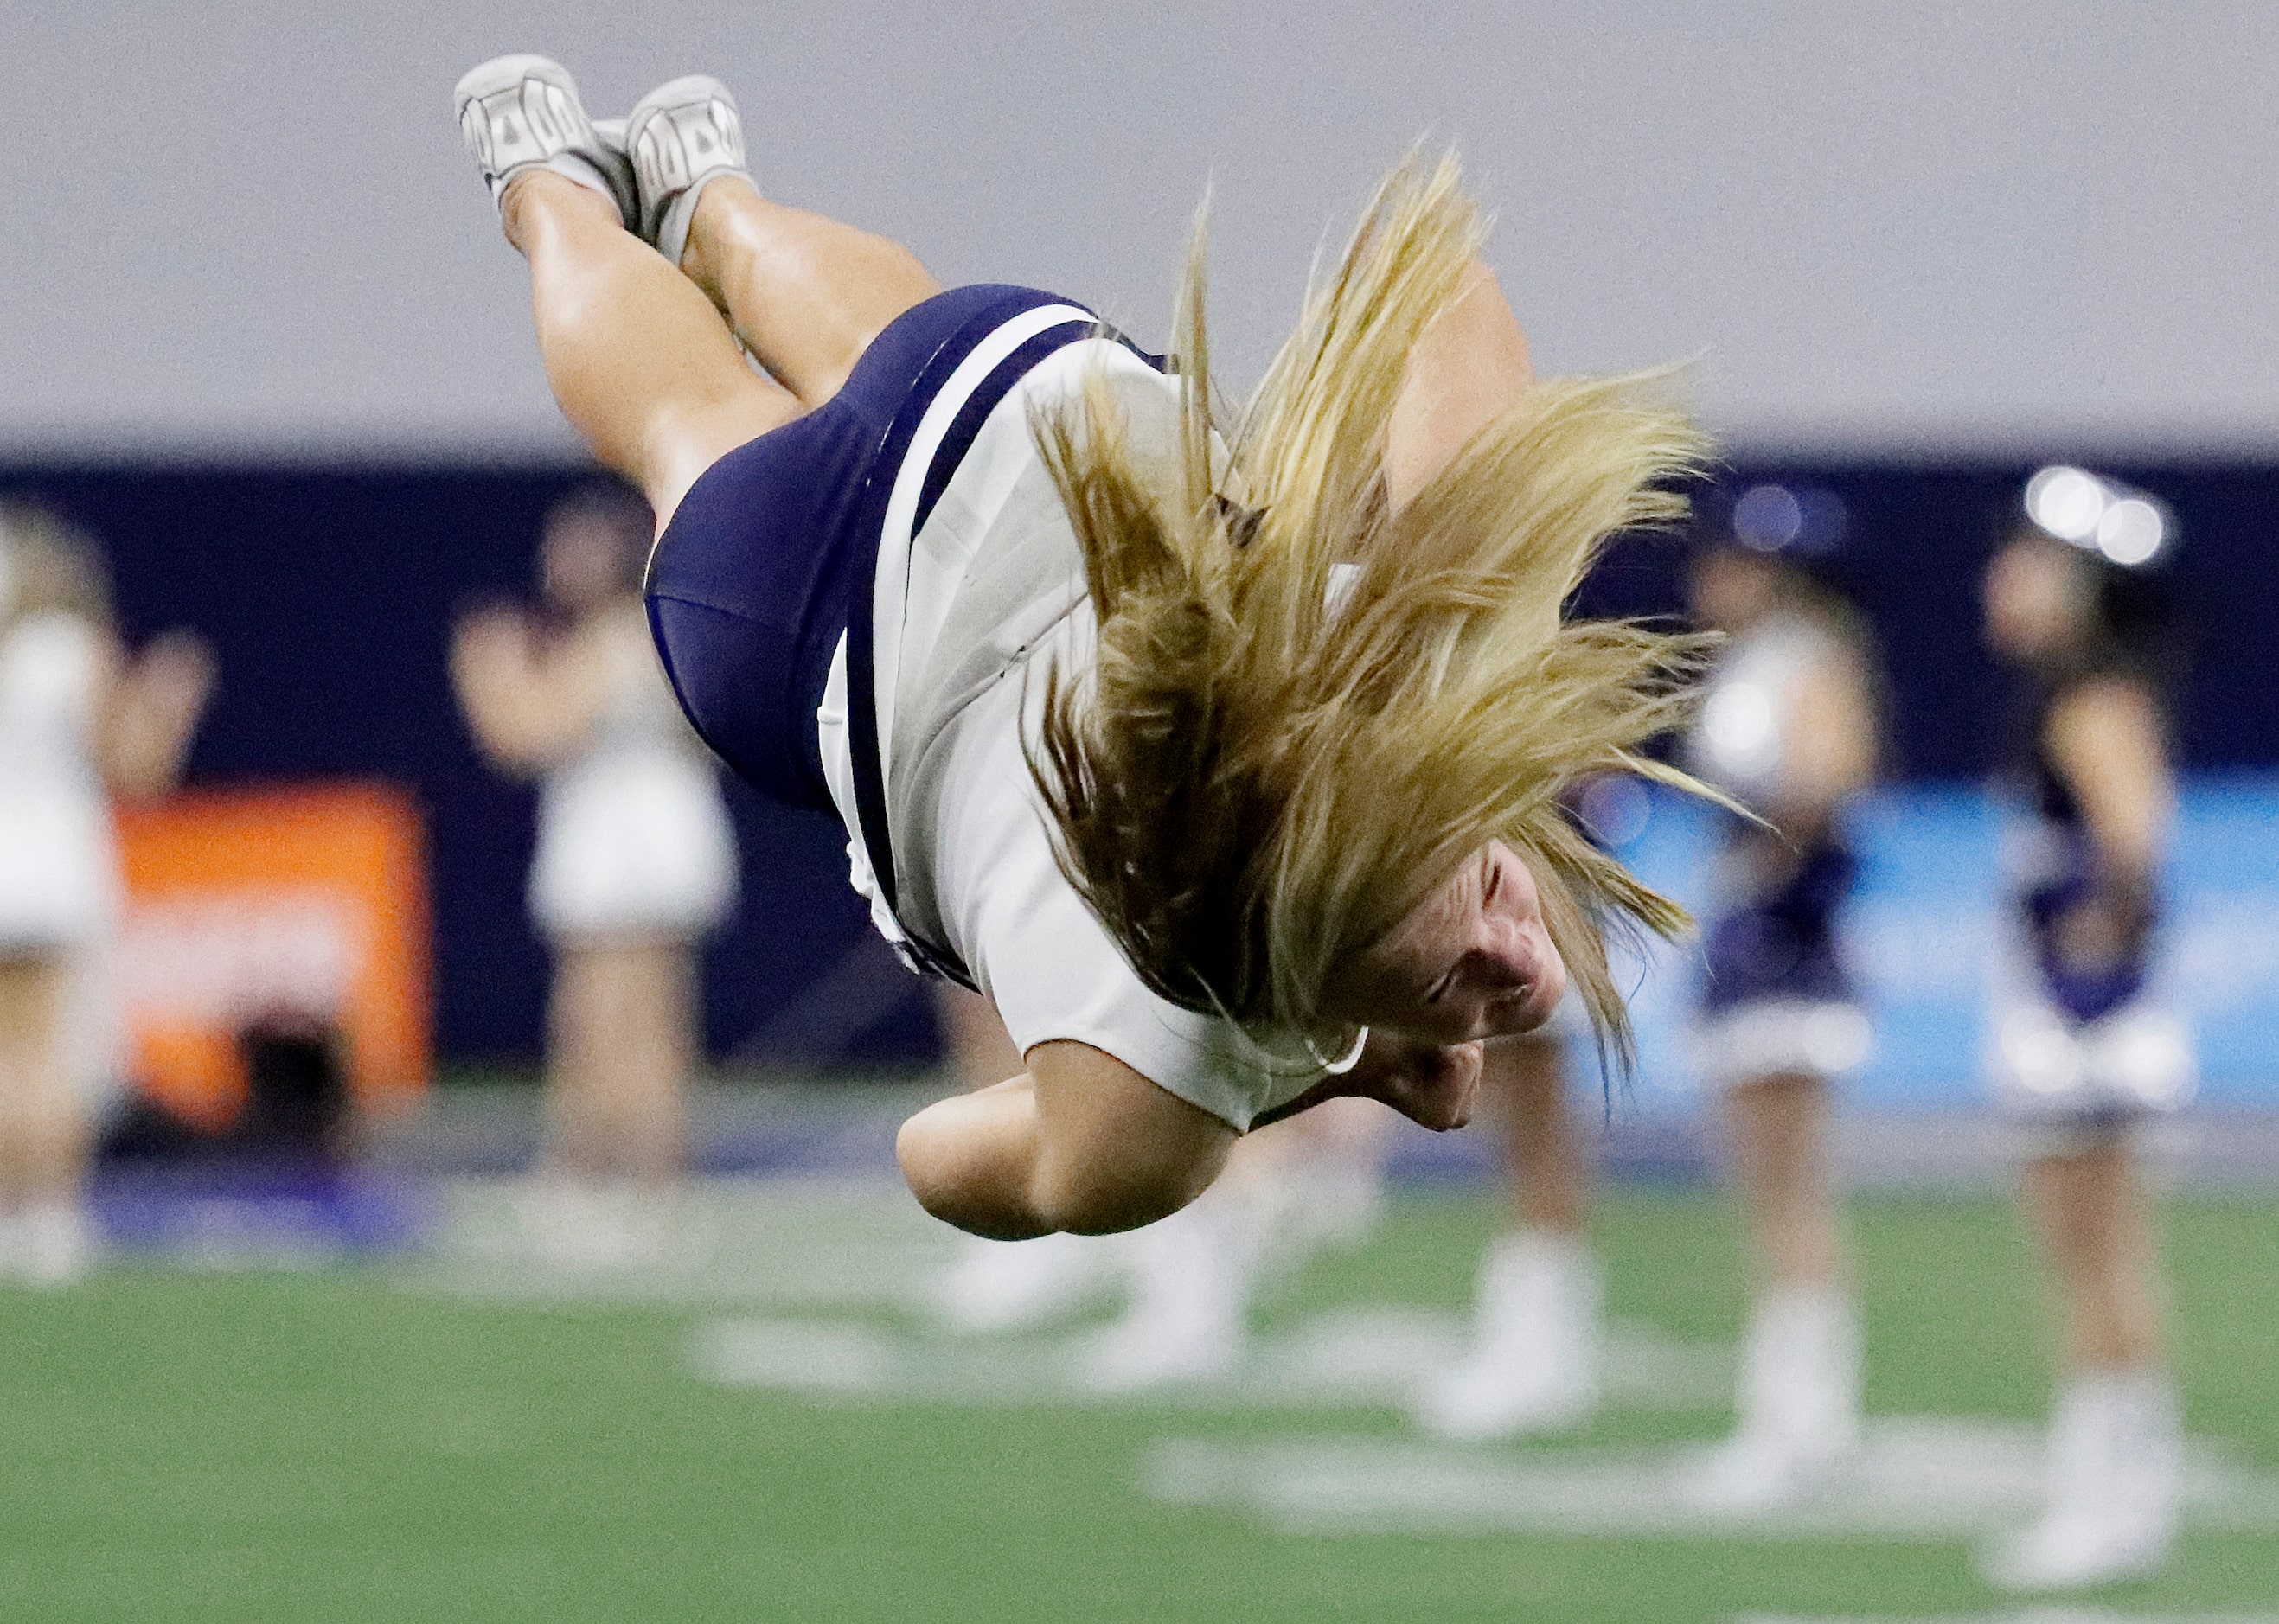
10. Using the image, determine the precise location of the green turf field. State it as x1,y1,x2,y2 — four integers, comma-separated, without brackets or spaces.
2,1185,2274,1623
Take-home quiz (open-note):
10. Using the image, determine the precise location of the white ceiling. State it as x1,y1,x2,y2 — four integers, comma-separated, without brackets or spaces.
4,0,2273,459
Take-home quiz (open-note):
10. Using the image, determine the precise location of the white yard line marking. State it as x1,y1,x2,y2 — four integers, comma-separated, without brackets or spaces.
1143,1423,2279,1541
688,1308,1726,1413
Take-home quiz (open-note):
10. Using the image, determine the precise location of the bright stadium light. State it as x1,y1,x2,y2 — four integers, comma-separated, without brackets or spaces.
2024,465,2175,568
2095,496,2167,566
2024,465,2107,543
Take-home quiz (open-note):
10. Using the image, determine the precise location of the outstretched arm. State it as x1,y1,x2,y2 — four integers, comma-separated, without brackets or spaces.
451,609,606,774
896,1040,1235,1238
2047,677,2172,890
99,630,215,801
1383,260,1535,513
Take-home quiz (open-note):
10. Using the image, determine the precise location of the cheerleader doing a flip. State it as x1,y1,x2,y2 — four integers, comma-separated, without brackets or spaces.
451,56,1718,1238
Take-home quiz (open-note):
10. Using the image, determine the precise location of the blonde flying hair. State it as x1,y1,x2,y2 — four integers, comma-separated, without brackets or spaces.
1030,154,1717,1069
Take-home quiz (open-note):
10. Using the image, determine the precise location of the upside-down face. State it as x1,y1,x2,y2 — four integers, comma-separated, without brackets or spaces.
1322,839,1567,1045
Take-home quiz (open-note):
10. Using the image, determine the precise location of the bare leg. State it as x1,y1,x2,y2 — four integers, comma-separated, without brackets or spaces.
1691,1068,1861,1510
1493,1033,1589,1235
0,956,86,1209
543,937,693,1183
2022,1135,2166,1371
501,173,800,526
1385,261,1535,512
679,178,944,408
1722,1071,1847,1290
1416,1031,1599,1437
1981,1129,2180,1589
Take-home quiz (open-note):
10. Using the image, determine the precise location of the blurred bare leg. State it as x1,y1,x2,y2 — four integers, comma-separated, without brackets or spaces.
1417,1031,1601,1437
1496,1033,1589,1236
678,178,943,408
501,171,799,526
1722,1071,1847,1291
1986,1131,2179,1590
544,937,692,1184
2022,1135,2164,1372
0,956,86,1208
1692,1068,1860,1511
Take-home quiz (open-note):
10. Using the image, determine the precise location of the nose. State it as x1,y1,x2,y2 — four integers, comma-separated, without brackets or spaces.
1469,855,1548,990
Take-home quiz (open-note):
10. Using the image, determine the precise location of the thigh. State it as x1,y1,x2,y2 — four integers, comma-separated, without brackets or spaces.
0,956,71,1090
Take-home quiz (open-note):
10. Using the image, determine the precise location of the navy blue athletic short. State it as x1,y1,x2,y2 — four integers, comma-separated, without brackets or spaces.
643,283,1080,812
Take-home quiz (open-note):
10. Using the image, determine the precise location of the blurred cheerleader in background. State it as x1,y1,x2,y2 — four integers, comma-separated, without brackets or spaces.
1977,469,2193,1592
453,487,737,1260
0,501,212,1283
1675,495,1881,1511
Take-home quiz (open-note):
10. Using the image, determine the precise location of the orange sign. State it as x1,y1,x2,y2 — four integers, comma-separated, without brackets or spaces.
114,784,430,1129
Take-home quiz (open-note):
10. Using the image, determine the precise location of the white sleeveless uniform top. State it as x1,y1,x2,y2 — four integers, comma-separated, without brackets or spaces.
816,327,1335,1130
0,610,120,949
529,604,739,941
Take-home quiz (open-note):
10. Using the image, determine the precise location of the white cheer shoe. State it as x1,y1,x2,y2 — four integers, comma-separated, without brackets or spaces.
1981,1369,2181,1591
623,74,755,265
931,1231,1106,1335
1415,1229,1602,1439
1,1202,97,1288
453,54,637,227
1072,1195,1258,1392
1983,1506,2173,1593
1686,1286,1862,1513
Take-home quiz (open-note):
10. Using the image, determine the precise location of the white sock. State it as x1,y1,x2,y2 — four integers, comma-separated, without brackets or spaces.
493,152,616,208
2045,1366,2181,1530
14,1200,93,1285
1476,1228,1600,1352
1117,1186,1259,1346
1736,1285,1861,1452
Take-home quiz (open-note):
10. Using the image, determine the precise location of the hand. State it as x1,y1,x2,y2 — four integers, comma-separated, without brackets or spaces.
134,629,216,719
1250,1029,1483,1133
1345,1030,1483,1130
452,605,533,673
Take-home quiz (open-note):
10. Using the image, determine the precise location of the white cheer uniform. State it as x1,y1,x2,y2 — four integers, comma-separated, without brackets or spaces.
529,606,738,942
817,319,1334,1130
0,611,120,952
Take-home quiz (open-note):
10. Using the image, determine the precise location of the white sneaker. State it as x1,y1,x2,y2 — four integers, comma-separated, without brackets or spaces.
931,1231,1106,1335
623,74,754,265
1687,1425,1855,1515
1414,1230,1601,1439
14,1201,95,1288
1072,1197,1255,1392
515,1178,669,1271
1981,1369,2180,1591
453,54,637,226
1984,1507,2173,1592
1687,1287,1861,1513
